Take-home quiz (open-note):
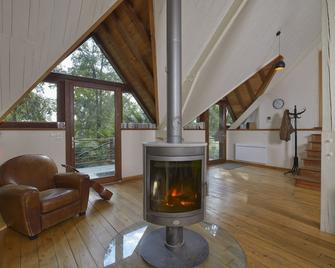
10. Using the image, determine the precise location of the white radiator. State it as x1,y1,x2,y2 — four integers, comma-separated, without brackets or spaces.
235,144,267,164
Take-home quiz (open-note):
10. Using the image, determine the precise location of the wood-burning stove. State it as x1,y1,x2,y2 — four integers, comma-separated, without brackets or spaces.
143,143,206,227
139,0,209,266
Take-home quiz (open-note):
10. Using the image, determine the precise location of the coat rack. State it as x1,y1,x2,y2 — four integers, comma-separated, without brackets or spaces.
285,105,306,176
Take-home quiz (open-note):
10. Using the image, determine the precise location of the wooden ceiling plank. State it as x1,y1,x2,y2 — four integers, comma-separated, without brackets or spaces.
234,88,247,110
255,55,283,98
117,1,152,51
255,68,276,98
245,80,256,101
128,0,150,33
111,14,153,82
113,7,152,70
258,69,266,82
103,16,154,96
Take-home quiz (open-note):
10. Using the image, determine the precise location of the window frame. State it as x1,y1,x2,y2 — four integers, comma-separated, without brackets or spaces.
0,80,63,129
0,72,156,130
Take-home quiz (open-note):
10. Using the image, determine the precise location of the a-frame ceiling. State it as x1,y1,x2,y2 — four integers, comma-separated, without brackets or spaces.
94,0,158,122
0,0,158,122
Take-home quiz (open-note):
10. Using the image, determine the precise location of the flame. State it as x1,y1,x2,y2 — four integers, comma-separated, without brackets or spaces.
171,188,182,197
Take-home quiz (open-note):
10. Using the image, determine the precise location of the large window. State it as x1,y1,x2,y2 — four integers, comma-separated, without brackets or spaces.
3,82,58,122
54,37,122,83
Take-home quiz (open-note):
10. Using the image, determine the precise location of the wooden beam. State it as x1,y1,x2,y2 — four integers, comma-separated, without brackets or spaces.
148,0,159,125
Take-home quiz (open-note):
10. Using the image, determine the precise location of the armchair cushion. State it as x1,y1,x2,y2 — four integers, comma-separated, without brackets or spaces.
39,188,79,213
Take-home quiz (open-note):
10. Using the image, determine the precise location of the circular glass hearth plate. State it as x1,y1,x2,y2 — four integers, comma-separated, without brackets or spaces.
104,221,247,268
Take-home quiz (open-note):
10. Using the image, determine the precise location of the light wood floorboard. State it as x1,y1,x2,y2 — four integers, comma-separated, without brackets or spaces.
1,165,335,268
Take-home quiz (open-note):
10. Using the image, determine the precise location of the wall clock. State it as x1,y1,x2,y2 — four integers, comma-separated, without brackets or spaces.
272,98,285,109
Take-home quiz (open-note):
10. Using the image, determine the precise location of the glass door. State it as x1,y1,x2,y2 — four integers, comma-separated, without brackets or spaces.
208,101,227,164
72,85,118,180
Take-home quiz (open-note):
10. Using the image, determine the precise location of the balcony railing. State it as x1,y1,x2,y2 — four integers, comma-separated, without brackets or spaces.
75,137,115,168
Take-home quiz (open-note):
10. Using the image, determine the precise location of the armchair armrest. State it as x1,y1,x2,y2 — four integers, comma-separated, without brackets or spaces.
54,173,90,213
0,184,41,237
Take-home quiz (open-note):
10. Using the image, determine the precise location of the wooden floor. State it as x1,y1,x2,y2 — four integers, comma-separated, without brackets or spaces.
1,165,335,268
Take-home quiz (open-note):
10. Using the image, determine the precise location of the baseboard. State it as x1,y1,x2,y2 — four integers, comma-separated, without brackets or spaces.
225,160,290,172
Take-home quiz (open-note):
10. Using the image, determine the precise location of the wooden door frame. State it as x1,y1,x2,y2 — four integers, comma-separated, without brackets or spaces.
201,99,228,165
68,81,122,183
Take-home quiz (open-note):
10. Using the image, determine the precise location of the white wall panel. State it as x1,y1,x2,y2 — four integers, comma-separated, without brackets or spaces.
121,130,156,178
227,130,321,168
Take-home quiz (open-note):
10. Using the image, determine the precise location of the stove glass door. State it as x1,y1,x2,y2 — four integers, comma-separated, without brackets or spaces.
150,160,202,213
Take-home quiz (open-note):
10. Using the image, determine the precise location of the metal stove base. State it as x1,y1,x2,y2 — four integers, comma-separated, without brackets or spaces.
139,227,209,268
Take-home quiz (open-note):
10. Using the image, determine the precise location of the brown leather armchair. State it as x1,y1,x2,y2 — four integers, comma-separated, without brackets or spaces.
0,155,90,239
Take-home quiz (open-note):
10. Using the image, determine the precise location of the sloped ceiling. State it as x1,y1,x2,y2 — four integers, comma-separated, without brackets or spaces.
226,56,283,120
0,0,121,119
154,0,321,127
182,0,321,125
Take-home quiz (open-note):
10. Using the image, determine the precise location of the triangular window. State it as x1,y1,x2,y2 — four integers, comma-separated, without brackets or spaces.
53,37,123,83
3,82,57,122
122,93,151,124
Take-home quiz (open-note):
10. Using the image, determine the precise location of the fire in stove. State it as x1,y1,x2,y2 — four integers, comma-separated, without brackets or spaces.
150,160,202,213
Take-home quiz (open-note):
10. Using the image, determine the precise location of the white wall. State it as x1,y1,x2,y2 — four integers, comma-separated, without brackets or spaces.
121,130,156,178
121,129,206,178
0,130,66,170
256,46,321,129
182,130,206,143
227,130,321,168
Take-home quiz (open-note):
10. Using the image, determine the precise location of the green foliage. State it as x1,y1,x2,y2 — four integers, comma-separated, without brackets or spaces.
54,38,122,83
74,87,115,139
122,93,150,123
4,83,56,122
